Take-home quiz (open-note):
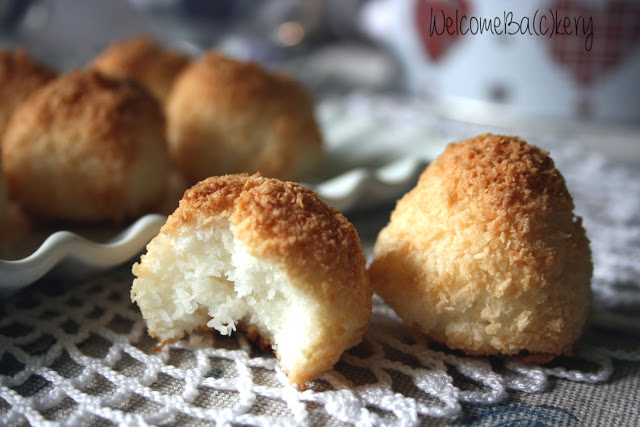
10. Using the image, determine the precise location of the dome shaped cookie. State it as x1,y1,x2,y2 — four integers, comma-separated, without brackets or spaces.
2,69,170,222
370,134,592,361
166,51,323,184
90,35,189,106
132,174,371,387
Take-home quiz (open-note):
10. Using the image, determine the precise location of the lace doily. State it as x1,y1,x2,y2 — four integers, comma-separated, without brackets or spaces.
1,95,639,426
1,268,639,426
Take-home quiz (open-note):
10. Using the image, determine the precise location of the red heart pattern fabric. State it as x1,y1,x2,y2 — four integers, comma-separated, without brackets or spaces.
414,0,471,62
547,0,640,86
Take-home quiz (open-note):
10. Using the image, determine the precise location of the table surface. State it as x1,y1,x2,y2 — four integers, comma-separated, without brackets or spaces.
1,94,639,426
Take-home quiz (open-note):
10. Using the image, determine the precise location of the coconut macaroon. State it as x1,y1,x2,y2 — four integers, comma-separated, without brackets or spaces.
0,49,56,142
131,174,372,387
370,134,592,361
90,35,190,106
166,51,323,184
1,69,170,222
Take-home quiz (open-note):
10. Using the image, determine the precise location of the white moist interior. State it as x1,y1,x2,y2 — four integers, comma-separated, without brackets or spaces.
133,218,316,369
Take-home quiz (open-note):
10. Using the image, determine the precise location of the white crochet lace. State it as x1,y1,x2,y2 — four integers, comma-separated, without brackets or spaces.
1,95,639,425
1,272,638,426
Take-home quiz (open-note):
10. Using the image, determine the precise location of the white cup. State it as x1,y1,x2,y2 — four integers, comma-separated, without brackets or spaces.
361,0,640,124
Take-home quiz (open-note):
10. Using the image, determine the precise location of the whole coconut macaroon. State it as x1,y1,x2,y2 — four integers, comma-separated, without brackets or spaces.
166,51,323,184
131,173,372,388
90,35,190,106
370,134,592,361
1,69,171,222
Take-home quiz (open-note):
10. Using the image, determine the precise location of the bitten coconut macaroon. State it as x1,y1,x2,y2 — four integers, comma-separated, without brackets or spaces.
90,35,190,106
370,134,592,361
0,49,56,141
131,174,372,387
166,52,323,184
1,69,170,222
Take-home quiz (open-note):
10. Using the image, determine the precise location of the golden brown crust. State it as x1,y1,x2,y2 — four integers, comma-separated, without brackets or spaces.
0,48,56,142
432,134,575,234
164,173,263,228
1,69,170,222
90,35,189,105
166,51,323,184
371,134,592,359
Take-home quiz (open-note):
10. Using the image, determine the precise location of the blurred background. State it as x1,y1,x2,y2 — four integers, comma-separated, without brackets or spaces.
1,0,639,161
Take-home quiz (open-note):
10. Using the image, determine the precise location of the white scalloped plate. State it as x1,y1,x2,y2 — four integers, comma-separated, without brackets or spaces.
0,214,167,293
0,159,425,294
0,96,448,293
307,157,427,213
